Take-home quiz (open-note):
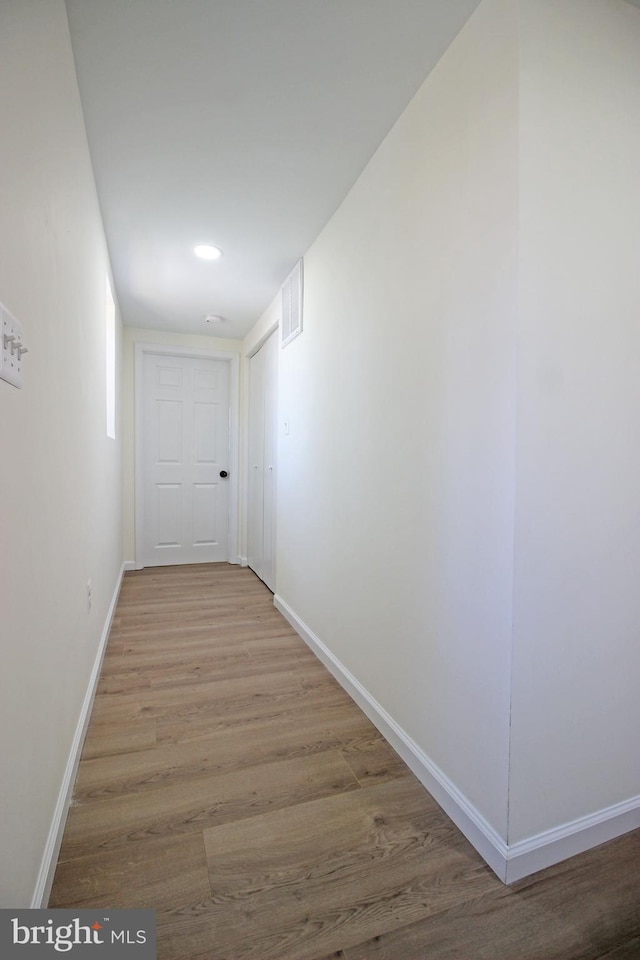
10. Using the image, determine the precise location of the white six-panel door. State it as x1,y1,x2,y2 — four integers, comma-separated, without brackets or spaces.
142,352,230,566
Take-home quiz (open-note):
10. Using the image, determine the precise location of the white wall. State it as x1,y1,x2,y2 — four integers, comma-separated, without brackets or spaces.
509,0,640,843
272,0,519,840
121,327,241,564
0,1,123,905
248,0,640,875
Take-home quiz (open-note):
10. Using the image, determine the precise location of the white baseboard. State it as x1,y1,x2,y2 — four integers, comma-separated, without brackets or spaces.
273,593,509,880
31,562,127,908
273,593,640,884
504,792,640,883
127,558,248,570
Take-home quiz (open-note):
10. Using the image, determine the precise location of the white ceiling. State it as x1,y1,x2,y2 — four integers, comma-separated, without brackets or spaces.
65,0,482,339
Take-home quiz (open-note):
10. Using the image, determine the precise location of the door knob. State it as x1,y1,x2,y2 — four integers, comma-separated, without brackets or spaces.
219,470,228,478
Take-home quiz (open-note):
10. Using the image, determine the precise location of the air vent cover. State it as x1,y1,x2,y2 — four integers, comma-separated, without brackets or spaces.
281,259,303,347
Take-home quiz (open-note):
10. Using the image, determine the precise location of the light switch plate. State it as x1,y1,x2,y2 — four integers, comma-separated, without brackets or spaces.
1,302,25,388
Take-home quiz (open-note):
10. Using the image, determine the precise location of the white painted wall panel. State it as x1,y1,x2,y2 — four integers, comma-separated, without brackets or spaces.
509,0,640,843
244,0,640,875
273,0,519,839
0,0,122,905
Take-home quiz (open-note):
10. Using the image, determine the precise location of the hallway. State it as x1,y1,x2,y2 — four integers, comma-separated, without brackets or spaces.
49,564,640,960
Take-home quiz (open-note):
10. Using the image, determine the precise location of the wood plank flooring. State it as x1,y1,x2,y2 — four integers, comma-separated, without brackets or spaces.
50,564,640,960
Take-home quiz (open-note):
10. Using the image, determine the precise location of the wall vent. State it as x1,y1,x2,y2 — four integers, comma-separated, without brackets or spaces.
281,259,303,347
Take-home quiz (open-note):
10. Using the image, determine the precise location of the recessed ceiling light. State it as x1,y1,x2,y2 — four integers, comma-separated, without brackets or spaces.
194,244,223,261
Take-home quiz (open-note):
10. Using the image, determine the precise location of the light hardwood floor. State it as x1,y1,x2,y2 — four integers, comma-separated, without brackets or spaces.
50,564,640,960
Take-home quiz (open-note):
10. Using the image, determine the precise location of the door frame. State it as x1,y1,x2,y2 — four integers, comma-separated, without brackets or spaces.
246,326,279,589
134,342,241,569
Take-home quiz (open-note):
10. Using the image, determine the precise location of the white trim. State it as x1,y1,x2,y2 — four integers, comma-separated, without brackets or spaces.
247,320,279,360
123,560,137,572
273,593,508,880
134,343,240,569
273,593,640,885
32,563,126,908
238,556,249,568
504,794,640,883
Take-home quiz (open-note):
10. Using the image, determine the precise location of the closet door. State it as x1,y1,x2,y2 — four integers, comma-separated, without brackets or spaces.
260,332,278,590
247,342,265,578
247,330,278,590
